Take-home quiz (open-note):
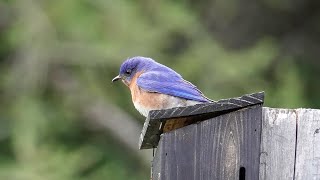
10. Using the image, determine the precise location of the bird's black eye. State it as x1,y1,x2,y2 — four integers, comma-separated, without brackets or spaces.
125,69,132,75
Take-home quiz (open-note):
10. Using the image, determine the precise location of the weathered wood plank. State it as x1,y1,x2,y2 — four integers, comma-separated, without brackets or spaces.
259,108,297,180
149,92,264,120
139,116,161,149
151,107,320,179
152,105,262,180
295,109,320,180
139,92,264,149
152,138,164,180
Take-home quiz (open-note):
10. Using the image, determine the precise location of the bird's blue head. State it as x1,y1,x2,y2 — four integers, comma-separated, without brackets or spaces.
112,56,155,86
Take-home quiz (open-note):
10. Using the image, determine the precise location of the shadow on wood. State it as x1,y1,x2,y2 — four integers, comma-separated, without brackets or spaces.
147,107,320,180
152,105,262,180
139,92,264,149
138,92,320,179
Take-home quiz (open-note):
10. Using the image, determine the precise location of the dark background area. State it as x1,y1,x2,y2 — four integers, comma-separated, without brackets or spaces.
0,0,319,179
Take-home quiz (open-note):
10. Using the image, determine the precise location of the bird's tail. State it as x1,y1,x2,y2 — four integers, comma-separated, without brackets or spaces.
203,95,215,103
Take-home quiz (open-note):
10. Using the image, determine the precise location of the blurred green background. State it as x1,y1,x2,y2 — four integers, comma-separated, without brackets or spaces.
0,0,319,179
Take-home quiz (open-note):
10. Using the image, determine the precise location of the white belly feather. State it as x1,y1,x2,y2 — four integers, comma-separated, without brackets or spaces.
133,93,202,117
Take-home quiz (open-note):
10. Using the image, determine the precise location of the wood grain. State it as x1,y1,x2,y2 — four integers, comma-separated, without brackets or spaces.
139,92,264,149
152,105,262,180
151,107,320,179
149,92,264,120
259,108,297,180
295,109,320,180
139,116,161,149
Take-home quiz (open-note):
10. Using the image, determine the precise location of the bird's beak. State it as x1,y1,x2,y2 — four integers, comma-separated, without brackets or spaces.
112,75,122,82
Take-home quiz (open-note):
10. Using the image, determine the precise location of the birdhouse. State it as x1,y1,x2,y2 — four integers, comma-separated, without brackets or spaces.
139,92,264,179
139,92,320,180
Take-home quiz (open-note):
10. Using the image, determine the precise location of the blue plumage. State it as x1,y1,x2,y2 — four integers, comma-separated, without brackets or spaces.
113,56,212,102
112,56,213,116
137,71,210,102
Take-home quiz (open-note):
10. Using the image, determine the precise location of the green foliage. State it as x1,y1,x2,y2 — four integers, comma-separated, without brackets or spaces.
0,0,319,179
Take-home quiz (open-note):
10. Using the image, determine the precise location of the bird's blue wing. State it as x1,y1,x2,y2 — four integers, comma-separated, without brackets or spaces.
137,71,211,102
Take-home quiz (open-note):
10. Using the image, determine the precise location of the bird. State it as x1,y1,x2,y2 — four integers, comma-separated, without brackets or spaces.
112,56,213,117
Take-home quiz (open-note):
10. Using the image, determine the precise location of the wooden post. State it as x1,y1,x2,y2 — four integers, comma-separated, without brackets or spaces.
153,105,262,180
261,108,320,180
139,92,265,149
139,92,320,180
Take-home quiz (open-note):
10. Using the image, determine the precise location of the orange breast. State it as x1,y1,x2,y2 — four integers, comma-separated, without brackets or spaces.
128,72,164,110
128,71,143,103
127,72,201,117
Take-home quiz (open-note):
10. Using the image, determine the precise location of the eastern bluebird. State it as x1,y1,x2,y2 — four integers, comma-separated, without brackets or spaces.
112,56,213,117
